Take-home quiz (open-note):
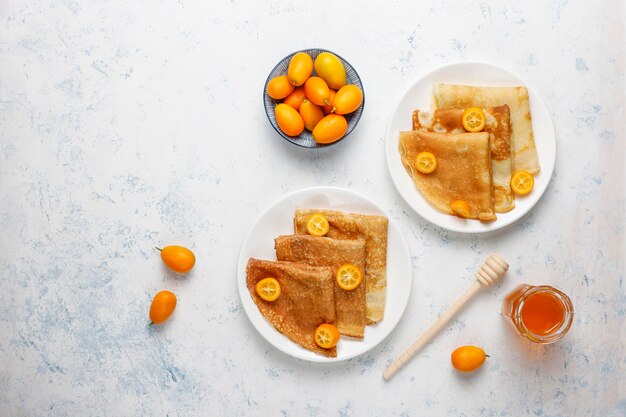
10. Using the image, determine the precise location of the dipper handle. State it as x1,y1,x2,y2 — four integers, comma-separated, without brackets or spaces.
382,254,508,381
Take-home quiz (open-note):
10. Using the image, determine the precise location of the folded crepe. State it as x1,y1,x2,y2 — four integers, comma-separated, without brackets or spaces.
294,209,388,325
275,235,367,338
412,105,515,212
432,83,540,174
246,258,337,357
399,130,496,221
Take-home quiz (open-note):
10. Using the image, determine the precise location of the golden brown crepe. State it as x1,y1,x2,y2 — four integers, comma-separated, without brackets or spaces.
275,235,367,338
432,83,540,174
294,209,388,325
246,258,337,357
412,105,515,212
399,130,496,221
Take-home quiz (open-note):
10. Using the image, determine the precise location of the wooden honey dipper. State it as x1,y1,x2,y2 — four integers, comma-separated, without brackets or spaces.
383,254,509,381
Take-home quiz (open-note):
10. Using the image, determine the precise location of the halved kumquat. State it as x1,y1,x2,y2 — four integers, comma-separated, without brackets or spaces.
314,323,340,349
511,170,534,195
450,200,471,219
306,213,330,236
336,264,362,291
256,277,281,302
415,151,437,174
461,107,486,132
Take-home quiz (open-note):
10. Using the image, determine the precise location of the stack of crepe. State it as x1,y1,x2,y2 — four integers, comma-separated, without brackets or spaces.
246,258,337,357
399,83,540,220
246,209,389,357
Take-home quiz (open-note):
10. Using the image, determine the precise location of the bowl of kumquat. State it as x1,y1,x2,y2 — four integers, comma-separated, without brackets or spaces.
263,49,365,148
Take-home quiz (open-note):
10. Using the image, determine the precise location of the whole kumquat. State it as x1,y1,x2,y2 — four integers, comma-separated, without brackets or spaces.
299,99,325,131
283,87,306,111
451,346,488,372
331,84,363,115
312,114,347,144
157,245,196,273
275,103,305,137
304,76,331,106
313,52,346,90
322,89,337,115
287,52,313,86
267,75,294,100
149,290,177,324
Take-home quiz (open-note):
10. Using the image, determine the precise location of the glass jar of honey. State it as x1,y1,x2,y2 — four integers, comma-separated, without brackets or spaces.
502,284,573,344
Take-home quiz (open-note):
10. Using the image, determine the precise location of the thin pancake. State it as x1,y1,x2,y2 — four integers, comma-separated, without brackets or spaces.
412,105,515,212
399,130,496,221
275,235,366,338
294,209,388,325
246,258,337,357
432,83,540,174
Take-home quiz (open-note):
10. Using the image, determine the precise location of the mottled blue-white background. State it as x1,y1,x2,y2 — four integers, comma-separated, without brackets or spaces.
0,1,624,416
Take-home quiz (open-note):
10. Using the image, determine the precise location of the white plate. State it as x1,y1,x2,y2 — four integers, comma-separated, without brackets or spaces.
237,186,412,362
385,61,556,233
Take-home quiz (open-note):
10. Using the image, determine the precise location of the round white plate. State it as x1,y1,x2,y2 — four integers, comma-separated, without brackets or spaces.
237,186,412,362
385,61,556,233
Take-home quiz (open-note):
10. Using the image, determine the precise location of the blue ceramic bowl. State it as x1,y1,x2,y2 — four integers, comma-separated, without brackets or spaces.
263,48,365,148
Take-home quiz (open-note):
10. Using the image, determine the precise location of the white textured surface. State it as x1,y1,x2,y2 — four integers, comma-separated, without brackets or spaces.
1,1,624,416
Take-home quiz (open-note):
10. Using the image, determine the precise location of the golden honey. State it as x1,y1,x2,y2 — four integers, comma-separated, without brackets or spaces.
502,284,573,344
